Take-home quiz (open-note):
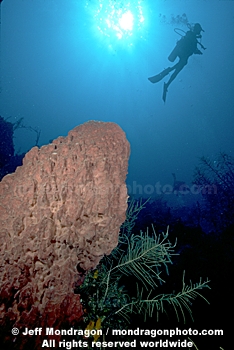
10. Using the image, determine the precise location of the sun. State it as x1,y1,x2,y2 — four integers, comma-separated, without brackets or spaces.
118,10,134,32
85,0,145,47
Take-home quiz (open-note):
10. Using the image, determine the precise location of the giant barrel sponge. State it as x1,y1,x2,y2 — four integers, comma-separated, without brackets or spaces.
0,120,130,349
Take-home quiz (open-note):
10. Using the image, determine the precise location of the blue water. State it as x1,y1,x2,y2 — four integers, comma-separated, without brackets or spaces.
1,0,234,200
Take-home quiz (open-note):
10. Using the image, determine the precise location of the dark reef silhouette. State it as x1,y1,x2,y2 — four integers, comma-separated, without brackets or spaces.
0,116,24,180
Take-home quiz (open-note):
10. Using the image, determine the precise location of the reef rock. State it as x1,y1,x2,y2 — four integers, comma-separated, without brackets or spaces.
0,120,130,348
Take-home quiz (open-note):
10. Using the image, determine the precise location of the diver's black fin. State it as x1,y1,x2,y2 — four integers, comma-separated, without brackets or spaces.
148,67,171,84
162,82,168,103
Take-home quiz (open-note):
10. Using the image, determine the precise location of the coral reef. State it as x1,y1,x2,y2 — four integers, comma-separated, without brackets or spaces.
193,153,234,232
0,120,130,349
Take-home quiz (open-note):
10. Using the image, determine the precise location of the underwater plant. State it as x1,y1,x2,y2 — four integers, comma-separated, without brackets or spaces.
120,197,150,237
76,199,211,347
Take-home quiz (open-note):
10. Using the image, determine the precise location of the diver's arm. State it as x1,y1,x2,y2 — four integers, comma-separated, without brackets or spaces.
197,41,206,50
194,48,203,55
194,39,207,54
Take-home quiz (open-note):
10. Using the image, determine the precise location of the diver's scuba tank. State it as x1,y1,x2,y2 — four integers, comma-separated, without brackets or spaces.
168,23,205,62
168,45,179,62
167,27,186,62
168,37,184,62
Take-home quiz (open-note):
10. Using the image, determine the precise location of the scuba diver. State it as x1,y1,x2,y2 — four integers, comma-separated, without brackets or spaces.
148,23,206,102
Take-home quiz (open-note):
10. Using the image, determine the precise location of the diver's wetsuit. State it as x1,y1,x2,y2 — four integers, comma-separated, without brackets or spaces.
148,24,205,102
164,30,202,91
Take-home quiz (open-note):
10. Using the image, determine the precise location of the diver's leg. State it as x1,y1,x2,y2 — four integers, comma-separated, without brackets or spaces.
162,60,186,102
165,62,185,89
148,66,174,83
148,57,185,84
